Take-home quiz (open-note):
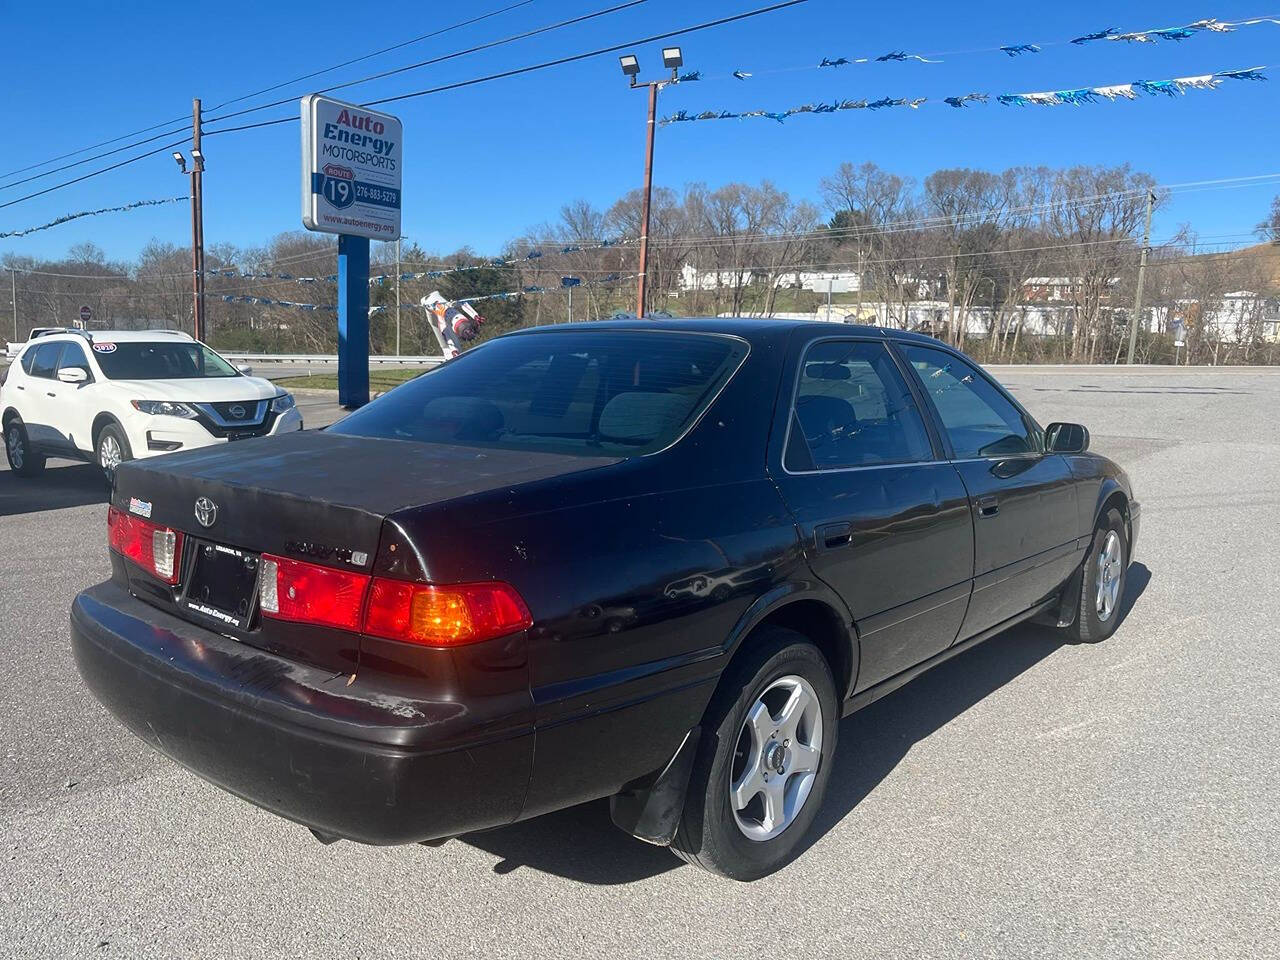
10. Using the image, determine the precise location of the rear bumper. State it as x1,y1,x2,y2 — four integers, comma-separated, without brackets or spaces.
70,581,532,844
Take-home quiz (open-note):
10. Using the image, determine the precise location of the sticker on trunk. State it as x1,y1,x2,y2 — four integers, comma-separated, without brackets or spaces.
128,497,153,518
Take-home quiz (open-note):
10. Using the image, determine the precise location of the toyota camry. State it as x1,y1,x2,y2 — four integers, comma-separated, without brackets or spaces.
70,318,1139,880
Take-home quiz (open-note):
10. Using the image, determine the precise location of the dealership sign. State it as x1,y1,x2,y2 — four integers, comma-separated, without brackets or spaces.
300,95,402,240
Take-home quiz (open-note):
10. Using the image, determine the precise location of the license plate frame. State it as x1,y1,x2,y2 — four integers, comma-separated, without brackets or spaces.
180,539,262,631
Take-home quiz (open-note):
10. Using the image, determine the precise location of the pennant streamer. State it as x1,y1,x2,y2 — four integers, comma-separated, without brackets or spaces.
0,196,188,240
669,16,1279,83
203,239,632,287
220,274,635,316
660,66,1267,125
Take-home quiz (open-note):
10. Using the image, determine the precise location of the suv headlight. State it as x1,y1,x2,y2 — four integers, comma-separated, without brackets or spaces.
271,392,296,414
131,400,198,418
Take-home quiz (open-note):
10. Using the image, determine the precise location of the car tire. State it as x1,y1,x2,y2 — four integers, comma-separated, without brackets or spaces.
96,422,132,480
1066,507,1129,644
671,627,839,881
4,417,46,478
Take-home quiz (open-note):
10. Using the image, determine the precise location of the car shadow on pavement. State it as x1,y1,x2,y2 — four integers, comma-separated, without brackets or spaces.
0,461,107,517
451,565,1151,885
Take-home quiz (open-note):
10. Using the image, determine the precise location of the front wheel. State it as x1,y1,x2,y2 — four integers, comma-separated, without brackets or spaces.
96,423,133,480
4,418,46,477
1065,507,1129,643
672,628,839,880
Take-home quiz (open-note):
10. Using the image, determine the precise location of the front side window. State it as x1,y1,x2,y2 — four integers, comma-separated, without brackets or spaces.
58,341,92,374
900,344,1036,458
28,342,64,379
329,331,747,457
93,342,238,380
784,340,932,471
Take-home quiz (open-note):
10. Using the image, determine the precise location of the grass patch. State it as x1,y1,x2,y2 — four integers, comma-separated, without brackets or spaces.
275,368,427,392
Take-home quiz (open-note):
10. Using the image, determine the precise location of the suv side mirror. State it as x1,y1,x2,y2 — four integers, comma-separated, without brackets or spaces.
1046,421,1089,453
56,366,89,385
236,364,254,376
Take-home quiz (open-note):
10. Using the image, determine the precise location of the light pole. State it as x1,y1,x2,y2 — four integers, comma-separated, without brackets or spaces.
620,47,684,318
173,120,206,343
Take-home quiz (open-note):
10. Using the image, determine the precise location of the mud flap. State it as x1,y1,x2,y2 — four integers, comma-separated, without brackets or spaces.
609,727,701,846
1053,562,1084,628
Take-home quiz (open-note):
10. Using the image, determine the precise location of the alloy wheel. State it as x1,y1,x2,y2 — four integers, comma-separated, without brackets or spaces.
6,425,23,470
729,674,823,842
99,433,123,474
1096,529,1123,623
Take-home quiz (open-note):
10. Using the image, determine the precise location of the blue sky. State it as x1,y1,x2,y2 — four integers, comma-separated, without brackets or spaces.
2,0,1277,263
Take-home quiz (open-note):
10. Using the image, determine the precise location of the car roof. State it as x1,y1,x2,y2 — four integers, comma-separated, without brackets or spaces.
36,329,195,344
506,316,948,347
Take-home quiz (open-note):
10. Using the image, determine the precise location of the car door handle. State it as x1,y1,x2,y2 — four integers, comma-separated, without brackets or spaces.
46,391,57,398
977,496,999,518
814,521,853,550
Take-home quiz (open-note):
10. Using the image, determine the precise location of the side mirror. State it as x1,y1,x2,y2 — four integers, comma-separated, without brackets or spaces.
1046,421,1089,454
236,364,254,376
56,366,89,385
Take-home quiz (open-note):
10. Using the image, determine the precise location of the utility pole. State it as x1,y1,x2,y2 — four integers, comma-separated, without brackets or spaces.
1126,189,1156,365
620,48,685,318
395,237,402,356
9,268,16,341
190,98,207,343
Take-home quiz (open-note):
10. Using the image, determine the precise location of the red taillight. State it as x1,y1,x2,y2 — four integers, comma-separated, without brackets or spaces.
258,553,533,645
364,578,533,647
107,506,183,584
259,554,369,631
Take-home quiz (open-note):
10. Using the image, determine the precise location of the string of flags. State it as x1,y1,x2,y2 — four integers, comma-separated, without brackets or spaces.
0,196,188,240
661,65,1268,124
222,274,634,316
202,239,632,286
679,15,1280,78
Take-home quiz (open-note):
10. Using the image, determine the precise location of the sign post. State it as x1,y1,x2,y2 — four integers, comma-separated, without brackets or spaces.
300,94,402,408
79,305,93,327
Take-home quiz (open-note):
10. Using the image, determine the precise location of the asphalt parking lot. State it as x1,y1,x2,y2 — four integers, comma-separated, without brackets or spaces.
2,366,1277,958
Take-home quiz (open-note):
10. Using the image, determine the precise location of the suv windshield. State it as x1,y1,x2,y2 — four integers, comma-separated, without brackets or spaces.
329,330,747,457
93,342,238,380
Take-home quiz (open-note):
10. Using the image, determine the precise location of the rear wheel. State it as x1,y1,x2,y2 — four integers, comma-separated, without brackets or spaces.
4,417,45,477
672,628,838,880
96,423,132,480
1065,507,1128,643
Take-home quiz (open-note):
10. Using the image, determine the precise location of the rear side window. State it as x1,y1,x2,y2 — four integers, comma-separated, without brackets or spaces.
28,342,64,379
329,331,747,457
900,344,1036,458
784,340,932,471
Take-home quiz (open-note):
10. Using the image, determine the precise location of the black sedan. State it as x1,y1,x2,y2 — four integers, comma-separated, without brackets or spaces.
71,319,1139,880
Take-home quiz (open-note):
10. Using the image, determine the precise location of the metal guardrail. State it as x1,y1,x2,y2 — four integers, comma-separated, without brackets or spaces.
220,353,443,366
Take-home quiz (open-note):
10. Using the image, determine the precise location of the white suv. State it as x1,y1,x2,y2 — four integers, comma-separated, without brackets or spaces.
1,330,302,479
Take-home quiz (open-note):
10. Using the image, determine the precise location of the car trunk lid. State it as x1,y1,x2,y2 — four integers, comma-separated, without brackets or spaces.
111,430,617,671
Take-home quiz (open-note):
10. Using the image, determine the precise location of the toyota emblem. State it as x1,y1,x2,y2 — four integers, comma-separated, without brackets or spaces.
194,497,218,528
228,404,246,420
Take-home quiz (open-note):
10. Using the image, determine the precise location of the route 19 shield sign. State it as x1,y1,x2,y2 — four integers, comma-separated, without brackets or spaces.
300,94,402,241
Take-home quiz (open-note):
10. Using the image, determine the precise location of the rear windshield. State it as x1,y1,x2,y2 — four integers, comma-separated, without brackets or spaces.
93,342,238,380
329,330,747,457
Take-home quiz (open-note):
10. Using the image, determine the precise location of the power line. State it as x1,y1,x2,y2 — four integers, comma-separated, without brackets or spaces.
203,1,812,136
0,138,191,213
205,0,539,113
0,124,194,193
0,0,542,187
205,0,652,126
